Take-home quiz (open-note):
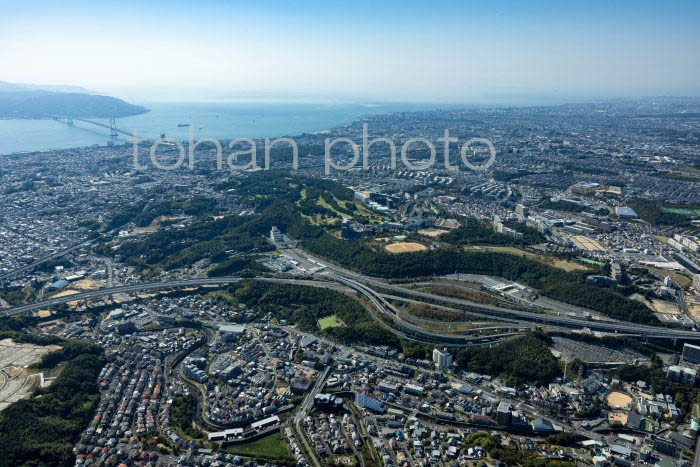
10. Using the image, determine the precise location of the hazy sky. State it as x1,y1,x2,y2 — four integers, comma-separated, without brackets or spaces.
2,0,699,103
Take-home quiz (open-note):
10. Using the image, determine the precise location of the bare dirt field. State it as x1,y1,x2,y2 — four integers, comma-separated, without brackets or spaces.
50,289,80,299
650,299,679,314
607,392,633,409
0,339,61,411
609,412,628,425
385,242,428,254
70,279,102,291
418,228,449,237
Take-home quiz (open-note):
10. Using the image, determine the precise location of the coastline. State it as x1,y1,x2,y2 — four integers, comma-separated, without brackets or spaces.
0,101,434,156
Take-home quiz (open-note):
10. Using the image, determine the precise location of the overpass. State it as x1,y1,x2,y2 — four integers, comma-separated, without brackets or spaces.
3,261,700,342
0,276,523,347
280,246,700,342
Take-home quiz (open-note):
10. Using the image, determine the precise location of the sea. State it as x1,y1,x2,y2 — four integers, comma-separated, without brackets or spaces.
0,101,459,155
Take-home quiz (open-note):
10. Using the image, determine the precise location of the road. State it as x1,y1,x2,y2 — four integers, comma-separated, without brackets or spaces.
0,275,523,347
293,366,331,467
328,271,519,346
174,329,228,431
280,246,700,341
0,237,95,282
4,244,700,344
0,277,242,317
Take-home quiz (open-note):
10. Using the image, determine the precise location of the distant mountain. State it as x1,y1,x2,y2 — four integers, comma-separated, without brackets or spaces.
0,81,148,118
14,83,94,94
0,81,24,92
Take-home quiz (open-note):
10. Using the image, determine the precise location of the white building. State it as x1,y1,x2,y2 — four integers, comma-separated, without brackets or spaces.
270,226,282,242
433,348,453,369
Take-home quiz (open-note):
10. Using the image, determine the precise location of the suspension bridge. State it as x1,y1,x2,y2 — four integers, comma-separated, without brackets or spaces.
52,113,150,140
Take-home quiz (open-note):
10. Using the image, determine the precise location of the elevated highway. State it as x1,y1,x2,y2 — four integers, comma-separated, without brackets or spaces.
280,247,700,342
3,246,700,343
0,275,522,347
0,277,242,317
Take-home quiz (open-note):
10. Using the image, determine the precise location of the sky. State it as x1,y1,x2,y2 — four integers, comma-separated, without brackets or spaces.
1,0,699,103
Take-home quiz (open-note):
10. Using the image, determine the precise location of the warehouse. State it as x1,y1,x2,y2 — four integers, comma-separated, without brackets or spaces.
251,415,280,432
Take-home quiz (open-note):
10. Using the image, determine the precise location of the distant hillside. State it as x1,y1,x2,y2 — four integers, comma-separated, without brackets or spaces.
13,83,94,94
0,82,148,118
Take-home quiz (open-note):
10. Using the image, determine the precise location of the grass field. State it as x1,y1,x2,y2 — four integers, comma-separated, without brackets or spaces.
206,290,238,304
643,266,693,288
318,314,344,330
224,432,292,461
464,245,590,272
418,228,449,237
661,207,700,216
385,242,427,253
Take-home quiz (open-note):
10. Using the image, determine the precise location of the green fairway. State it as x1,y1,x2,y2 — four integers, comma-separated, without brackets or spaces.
318,314,344,330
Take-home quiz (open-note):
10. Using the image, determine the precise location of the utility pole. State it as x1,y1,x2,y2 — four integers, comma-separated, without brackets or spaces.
577,365,583,393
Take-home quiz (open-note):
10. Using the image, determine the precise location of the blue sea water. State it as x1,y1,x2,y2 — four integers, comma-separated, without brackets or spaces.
0,101,456,155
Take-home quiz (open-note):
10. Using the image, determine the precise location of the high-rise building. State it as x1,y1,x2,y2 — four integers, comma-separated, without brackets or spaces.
667,365,698,386
515,204,529,217
433,348,453,369
270,226,282,242
496,401,512,426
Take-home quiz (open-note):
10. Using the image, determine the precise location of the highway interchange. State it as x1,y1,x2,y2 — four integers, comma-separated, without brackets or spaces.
3,245,700,346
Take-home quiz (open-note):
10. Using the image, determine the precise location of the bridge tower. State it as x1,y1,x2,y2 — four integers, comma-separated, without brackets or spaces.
109,113,118,138
66,105,73,125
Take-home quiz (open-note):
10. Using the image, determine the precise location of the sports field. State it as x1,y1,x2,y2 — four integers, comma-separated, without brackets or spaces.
318,315,344,330
607,391,633,409
385,242,427,253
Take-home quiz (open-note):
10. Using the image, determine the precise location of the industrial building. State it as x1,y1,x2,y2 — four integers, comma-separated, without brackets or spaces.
354,392,385,413
682,343,700,365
